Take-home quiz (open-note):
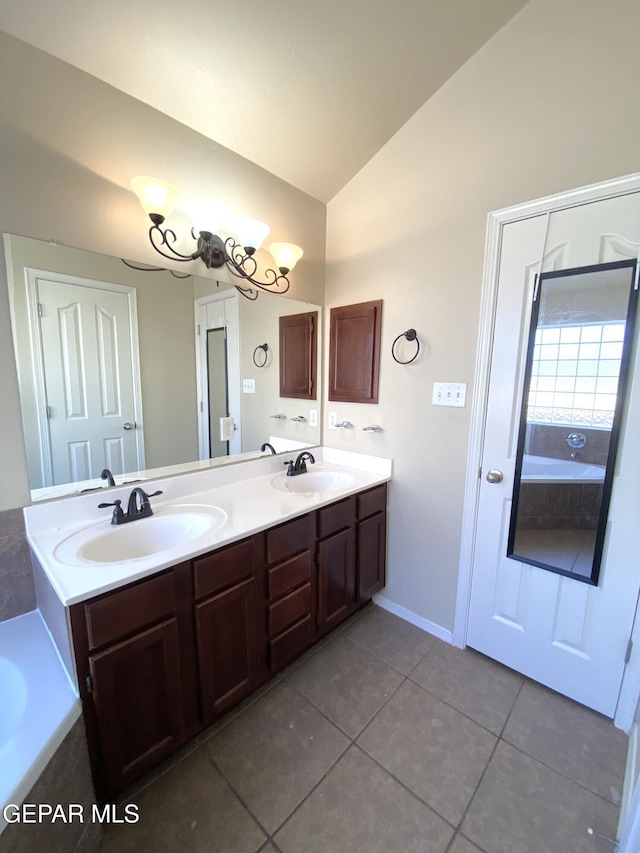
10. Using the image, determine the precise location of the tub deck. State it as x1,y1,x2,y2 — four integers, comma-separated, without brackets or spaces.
0,610,80,834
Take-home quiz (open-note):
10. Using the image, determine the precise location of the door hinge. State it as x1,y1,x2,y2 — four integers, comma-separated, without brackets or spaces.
46,405,52,419
200,400,203,412
85,674,93,694
625,638,633,665
315,614,320,628
37,302,43,319
197,324,201,337
478,467,482,479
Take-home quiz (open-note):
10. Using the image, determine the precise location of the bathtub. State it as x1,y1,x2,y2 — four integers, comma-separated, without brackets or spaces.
0,610,81,834
521,454,606,484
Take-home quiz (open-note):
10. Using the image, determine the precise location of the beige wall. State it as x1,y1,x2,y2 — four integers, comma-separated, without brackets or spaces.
0,31,326,511
239,294,322,452
325,0,640,633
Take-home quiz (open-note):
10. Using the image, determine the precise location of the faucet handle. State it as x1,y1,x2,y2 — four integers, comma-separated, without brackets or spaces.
98,499,124,524
283,460,295,476
145,490,163,498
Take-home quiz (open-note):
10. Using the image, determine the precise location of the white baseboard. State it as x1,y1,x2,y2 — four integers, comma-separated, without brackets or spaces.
372,594,453,644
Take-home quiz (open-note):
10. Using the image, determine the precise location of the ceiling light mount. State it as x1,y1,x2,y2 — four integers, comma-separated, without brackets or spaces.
130,177,303,294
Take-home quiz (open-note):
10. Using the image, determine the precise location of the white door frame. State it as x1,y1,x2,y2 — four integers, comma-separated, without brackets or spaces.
453,172,640,734
194,290,242,458
24,269,145,486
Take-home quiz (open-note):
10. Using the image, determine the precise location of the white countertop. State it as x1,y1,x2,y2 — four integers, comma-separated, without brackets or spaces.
24,447,392,607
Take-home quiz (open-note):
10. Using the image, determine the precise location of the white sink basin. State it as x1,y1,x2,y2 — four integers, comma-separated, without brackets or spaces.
54,504,226,566
271,468,361,494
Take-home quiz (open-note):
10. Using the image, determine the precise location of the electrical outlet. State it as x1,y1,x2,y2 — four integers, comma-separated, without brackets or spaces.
432,382,467,408
242,379,255,394
219,416,235,441
309,409,318,427
328,411,338,430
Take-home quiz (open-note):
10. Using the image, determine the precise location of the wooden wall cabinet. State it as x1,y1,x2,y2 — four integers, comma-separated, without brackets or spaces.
70,484,387,799
279,311,318,399
329,300,382,404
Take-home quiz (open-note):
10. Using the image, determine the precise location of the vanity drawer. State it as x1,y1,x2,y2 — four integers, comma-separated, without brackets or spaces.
268,551,312,601
268,582,312,638
85,571,176,651
357,484,387,519
194,538,255,601
265,514,313,564
318,496,356,539
269,615,313,671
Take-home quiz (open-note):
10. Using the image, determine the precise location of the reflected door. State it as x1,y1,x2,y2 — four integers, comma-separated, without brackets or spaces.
35,276,142,486
467,190,640,716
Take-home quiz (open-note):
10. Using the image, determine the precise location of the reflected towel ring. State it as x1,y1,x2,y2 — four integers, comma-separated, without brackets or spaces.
253,343,269,367
391,329,420,364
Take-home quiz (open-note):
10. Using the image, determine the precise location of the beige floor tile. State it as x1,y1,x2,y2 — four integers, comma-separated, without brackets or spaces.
206,683,349,834
286,634,403,737
411,642,522,735
502,680,627,803
274,746,453,853
462,741,619,853
99,748,265,853
343,605,438,674
358,679,496,825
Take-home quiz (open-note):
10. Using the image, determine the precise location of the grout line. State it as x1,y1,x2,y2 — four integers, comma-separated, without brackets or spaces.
204,748,274,842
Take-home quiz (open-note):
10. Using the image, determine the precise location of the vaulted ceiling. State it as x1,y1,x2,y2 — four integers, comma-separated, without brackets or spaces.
0,0,528,202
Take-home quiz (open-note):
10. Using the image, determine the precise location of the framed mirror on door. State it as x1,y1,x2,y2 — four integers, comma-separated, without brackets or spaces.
507,259,638,585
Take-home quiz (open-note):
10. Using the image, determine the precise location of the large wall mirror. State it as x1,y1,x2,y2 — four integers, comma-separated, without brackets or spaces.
4,233,322,501
507,259,638,585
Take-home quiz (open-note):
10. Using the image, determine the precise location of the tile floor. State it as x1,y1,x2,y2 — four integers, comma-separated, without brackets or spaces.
98,605,627,853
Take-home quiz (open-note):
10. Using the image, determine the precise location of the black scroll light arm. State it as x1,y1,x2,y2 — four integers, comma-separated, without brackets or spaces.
253,343,269,367
391,328,420,365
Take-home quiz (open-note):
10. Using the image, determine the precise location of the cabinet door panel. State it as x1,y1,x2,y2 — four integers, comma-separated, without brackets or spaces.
196,578,257,721
89,618,184,795
358,512,386,601
318,528,356,632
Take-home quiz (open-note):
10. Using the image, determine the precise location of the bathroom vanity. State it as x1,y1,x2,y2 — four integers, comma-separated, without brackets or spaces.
24,449,390,799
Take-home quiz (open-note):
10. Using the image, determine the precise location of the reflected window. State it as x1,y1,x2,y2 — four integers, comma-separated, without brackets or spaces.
528,321,625,428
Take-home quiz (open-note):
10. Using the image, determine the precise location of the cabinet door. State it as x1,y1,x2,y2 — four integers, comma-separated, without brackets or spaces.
318,527,356,633
89,618,185,796
329,300,382,403
279,311,318,399
358,512,386,601
196,578,258,722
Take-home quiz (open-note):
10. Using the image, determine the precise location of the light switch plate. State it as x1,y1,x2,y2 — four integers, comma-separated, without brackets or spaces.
432,382,467,407
242,379,255,394
309,409,318,427
219,416,235,441
328,412,337,430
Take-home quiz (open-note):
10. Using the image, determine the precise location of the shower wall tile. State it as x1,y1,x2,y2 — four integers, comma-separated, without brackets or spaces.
0,506,36,622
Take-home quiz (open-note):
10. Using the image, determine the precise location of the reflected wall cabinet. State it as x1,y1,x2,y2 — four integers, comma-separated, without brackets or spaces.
279,311,317,399
329,300,382,403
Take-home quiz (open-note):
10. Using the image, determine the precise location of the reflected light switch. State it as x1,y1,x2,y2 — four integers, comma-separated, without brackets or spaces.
242,379,255,394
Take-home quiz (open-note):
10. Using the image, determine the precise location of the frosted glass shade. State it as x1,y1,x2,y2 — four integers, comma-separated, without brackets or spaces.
269,242,303,273
130,176,179,220
234,218,271,251
183,199,228,235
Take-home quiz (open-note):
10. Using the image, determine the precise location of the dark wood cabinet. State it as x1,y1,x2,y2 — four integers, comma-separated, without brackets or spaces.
70,486,387,799
279,311,318,399
329,300,382,403
196,578,258,722
89,618,184,795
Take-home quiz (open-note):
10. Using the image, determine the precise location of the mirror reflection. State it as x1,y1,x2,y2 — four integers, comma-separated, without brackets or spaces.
507,260,638,585
4,233,322,501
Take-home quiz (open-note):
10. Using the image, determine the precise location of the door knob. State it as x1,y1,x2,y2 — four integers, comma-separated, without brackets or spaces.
486,469,503,484
123,422,136,431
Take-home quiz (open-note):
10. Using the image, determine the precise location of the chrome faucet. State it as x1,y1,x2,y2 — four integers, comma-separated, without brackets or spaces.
100,468,116,487
261,442,277,454
283,451,316,477
99,486,163,525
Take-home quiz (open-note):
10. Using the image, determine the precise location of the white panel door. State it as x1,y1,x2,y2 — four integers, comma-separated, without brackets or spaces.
467,191,640,716
37,277,141,485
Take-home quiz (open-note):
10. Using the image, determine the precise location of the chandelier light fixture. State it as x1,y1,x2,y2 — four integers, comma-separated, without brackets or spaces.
130,177,303,295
